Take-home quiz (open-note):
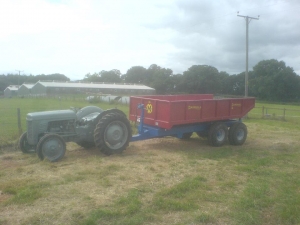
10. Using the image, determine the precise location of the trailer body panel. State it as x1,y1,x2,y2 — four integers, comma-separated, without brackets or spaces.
129,94,255,129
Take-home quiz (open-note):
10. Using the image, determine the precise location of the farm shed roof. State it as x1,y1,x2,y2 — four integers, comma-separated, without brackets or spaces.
20,84,35,89
37,81,155,90
5,85,19,91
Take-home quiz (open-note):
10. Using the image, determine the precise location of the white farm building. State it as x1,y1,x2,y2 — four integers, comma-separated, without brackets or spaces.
4,85,19,98
18,83,35,96
3,81,155,97
31,81,155,96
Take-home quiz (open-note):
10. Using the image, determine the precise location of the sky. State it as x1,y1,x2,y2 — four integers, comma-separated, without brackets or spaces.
0,0,300,81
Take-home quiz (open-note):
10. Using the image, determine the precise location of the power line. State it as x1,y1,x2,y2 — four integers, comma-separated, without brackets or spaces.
237,13,259,98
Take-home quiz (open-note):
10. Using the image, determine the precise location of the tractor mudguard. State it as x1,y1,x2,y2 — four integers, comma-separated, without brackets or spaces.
76,106,104,121
97,108,127,120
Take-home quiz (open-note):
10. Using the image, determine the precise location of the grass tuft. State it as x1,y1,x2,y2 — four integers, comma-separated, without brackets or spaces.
80,189,152,225
1,180,50,205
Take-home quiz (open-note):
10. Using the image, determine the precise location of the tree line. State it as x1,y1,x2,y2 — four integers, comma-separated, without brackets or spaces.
84,59,300,102
1,59,300,102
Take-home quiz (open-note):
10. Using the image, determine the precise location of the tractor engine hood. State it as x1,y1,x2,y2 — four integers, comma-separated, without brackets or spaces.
27,110,76,121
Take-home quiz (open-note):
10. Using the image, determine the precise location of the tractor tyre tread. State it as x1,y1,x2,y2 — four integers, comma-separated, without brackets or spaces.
19,132,36,154
94,113,132,155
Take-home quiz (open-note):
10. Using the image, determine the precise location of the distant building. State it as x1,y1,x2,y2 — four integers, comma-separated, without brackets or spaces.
30,81,155,96
4,81,156,98
4,85,19,98
17,83,35,97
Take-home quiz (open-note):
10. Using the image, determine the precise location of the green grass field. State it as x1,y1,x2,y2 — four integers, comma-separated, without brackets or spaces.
0,97,300,225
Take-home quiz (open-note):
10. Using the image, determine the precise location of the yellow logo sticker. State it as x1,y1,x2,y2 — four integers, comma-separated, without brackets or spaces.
231,103,241,109
188,106,201,110
146,103,153,113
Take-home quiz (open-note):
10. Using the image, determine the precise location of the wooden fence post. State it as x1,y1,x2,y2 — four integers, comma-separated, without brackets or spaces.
17,108,22,135
262,106,264,118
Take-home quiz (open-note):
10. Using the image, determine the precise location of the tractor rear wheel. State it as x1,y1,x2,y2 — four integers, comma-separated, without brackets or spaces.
228,122,247,145
19,132,36,153
94,113,131,155
208,122,228,147
36,134,66,162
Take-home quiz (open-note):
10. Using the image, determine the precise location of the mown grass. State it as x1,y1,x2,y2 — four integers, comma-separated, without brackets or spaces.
78,149,300,225
1,125,300,224
0,97,300,224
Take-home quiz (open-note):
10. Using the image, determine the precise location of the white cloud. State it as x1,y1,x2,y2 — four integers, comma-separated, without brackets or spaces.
0,0,300,80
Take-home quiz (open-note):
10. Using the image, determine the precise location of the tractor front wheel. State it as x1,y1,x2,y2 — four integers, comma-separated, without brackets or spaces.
36,134,66,162
19,132,36,153
94,113,131,155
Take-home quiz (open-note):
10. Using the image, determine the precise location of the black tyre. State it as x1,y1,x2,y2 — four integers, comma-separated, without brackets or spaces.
76,141,95,149
228,122,247,145
19,132,36,153
36,134,66,162
208,122,228,147
179,132,193,139
94,113,132,155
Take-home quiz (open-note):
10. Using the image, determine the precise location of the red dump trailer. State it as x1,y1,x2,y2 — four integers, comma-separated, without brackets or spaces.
129,94,255,147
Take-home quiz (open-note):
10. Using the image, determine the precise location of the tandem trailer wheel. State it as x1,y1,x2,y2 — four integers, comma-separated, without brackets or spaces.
228,122,247,145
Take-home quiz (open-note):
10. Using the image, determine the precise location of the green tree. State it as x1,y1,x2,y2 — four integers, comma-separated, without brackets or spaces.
123,66,147,84
100,69,122,83
250,59,300,101
146,64,173,94
83,73,100,82
0,75,12,93
169,74,184,94
83,69,122,83
226,72,246,96
218,71,230,94
182,65,221,94
27,73,70,82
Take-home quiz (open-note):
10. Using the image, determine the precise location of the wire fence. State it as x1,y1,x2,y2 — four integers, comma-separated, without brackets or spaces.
248,106,300,121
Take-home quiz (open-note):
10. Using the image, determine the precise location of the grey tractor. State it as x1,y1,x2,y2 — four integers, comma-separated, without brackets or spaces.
19,106,132,161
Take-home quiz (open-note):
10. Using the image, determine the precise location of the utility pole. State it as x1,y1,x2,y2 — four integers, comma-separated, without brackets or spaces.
237,13,259,97
15,70,23,86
